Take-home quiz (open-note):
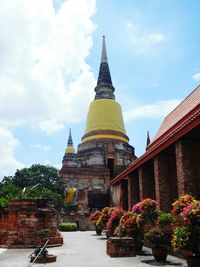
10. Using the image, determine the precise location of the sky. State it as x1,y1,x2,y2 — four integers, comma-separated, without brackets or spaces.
0,0,200,180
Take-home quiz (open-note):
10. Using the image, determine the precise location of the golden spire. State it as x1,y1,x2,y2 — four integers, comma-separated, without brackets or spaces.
81,37,129,143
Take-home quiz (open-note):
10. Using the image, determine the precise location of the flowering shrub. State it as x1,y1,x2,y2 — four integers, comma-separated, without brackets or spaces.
106,207,125,236
171,226,191,252
172,194,194,217
159,212,173,226
181,199,200,225
144,227,164,247
171,195,200,256
158,212,173,235
132,198,159,224
96,207,114,229
120,211,138,237
89,210,102,226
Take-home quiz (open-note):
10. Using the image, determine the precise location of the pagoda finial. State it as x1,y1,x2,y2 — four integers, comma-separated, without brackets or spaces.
68,128,73,146
146,131,150,147
95,36,115,100
101,35,108,63
65,128,75,154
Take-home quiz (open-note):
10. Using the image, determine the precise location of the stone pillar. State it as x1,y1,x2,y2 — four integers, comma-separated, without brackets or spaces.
132,172,140,205
175,139,200,197
128,174,133,210
128,172,140,210
121,180,128,211
138,163,155,200
154,154,172,212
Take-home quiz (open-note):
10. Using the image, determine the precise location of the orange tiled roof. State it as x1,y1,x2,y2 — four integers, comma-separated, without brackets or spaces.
110,85,200,185
151,85,200,143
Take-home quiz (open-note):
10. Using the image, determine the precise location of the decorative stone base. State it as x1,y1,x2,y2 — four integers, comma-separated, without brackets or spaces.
106,237,136,257
30,254,57,263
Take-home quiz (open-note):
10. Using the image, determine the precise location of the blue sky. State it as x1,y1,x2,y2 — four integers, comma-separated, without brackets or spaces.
0,0,200,180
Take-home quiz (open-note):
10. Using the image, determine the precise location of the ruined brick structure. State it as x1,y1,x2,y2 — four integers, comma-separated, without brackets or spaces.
60,37,136,227
110,86,200,211
0,199,63,248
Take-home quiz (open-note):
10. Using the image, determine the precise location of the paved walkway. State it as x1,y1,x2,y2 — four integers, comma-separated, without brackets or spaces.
0,231,187,267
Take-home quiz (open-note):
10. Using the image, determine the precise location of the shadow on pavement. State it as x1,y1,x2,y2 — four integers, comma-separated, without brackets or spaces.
141,259,183,266
137,250,152,256
97,237,107,240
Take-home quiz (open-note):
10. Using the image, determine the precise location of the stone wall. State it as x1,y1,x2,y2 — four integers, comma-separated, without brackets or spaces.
0,199,63,248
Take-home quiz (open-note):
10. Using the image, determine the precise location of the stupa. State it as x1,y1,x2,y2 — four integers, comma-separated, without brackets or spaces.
60,37,136,228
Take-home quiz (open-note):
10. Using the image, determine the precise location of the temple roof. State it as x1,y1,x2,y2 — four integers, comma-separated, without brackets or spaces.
110,85,200,185
151,86,200,144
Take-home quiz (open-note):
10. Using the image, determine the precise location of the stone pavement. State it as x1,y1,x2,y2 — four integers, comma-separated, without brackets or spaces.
0,231,187,267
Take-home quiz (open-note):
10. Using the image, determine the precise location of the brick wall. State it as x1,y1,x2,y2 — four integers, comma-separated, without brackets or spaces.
0,199,63,248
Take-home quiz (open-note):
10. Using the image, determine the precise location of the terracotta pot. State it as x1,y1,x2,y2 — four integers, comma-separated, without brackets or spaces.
105,230,111,239
136,240,143,254
152,246,168,262
95,227,102,236
186,256,200,267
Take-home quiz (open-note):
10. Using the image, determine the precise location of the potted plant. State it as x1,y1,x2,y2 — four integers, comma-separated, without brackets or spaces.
158,212,173,246
144,227,168,262
120,211,138,238
132,198,159,223
30,229,57,263
171,195,200,267
89,210,102,235
95,207,113,235
106,207,125,237
132,198,159,253
120,211,145,253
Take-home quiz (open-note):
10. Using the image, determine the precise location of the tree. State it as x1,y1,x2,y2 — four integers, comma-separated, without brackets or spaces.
7,164,64,195
0,181,21,208
0,164,65,210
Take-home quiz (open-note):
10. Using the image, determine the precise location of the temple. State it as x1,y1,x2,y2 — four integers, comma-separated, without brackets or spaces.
59,37,136,226
110,86,200,211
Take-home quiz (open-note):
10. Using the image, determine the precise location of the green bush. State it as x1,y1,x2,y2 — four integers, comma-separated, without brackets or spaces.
58,222,77,232
38,229,51,239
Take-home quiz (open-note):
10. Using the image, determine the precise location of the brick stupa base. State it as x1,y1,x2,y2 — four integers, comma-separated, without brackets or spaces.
106,237,136,257
0,199,63,248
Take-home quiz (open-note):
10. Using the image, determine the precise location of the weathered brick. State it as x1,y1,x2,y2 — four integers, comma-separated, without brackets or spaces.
0,199,63,248
106,237,136,257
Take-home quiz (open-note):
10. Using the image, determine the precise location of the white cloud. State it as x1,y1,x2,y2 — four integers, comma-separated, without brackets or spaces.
29,144,51,151
0,0,96,178
124,99,181,122
0,127,25,180
0,0,96,133
192,72,200,81
126,21,168,54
